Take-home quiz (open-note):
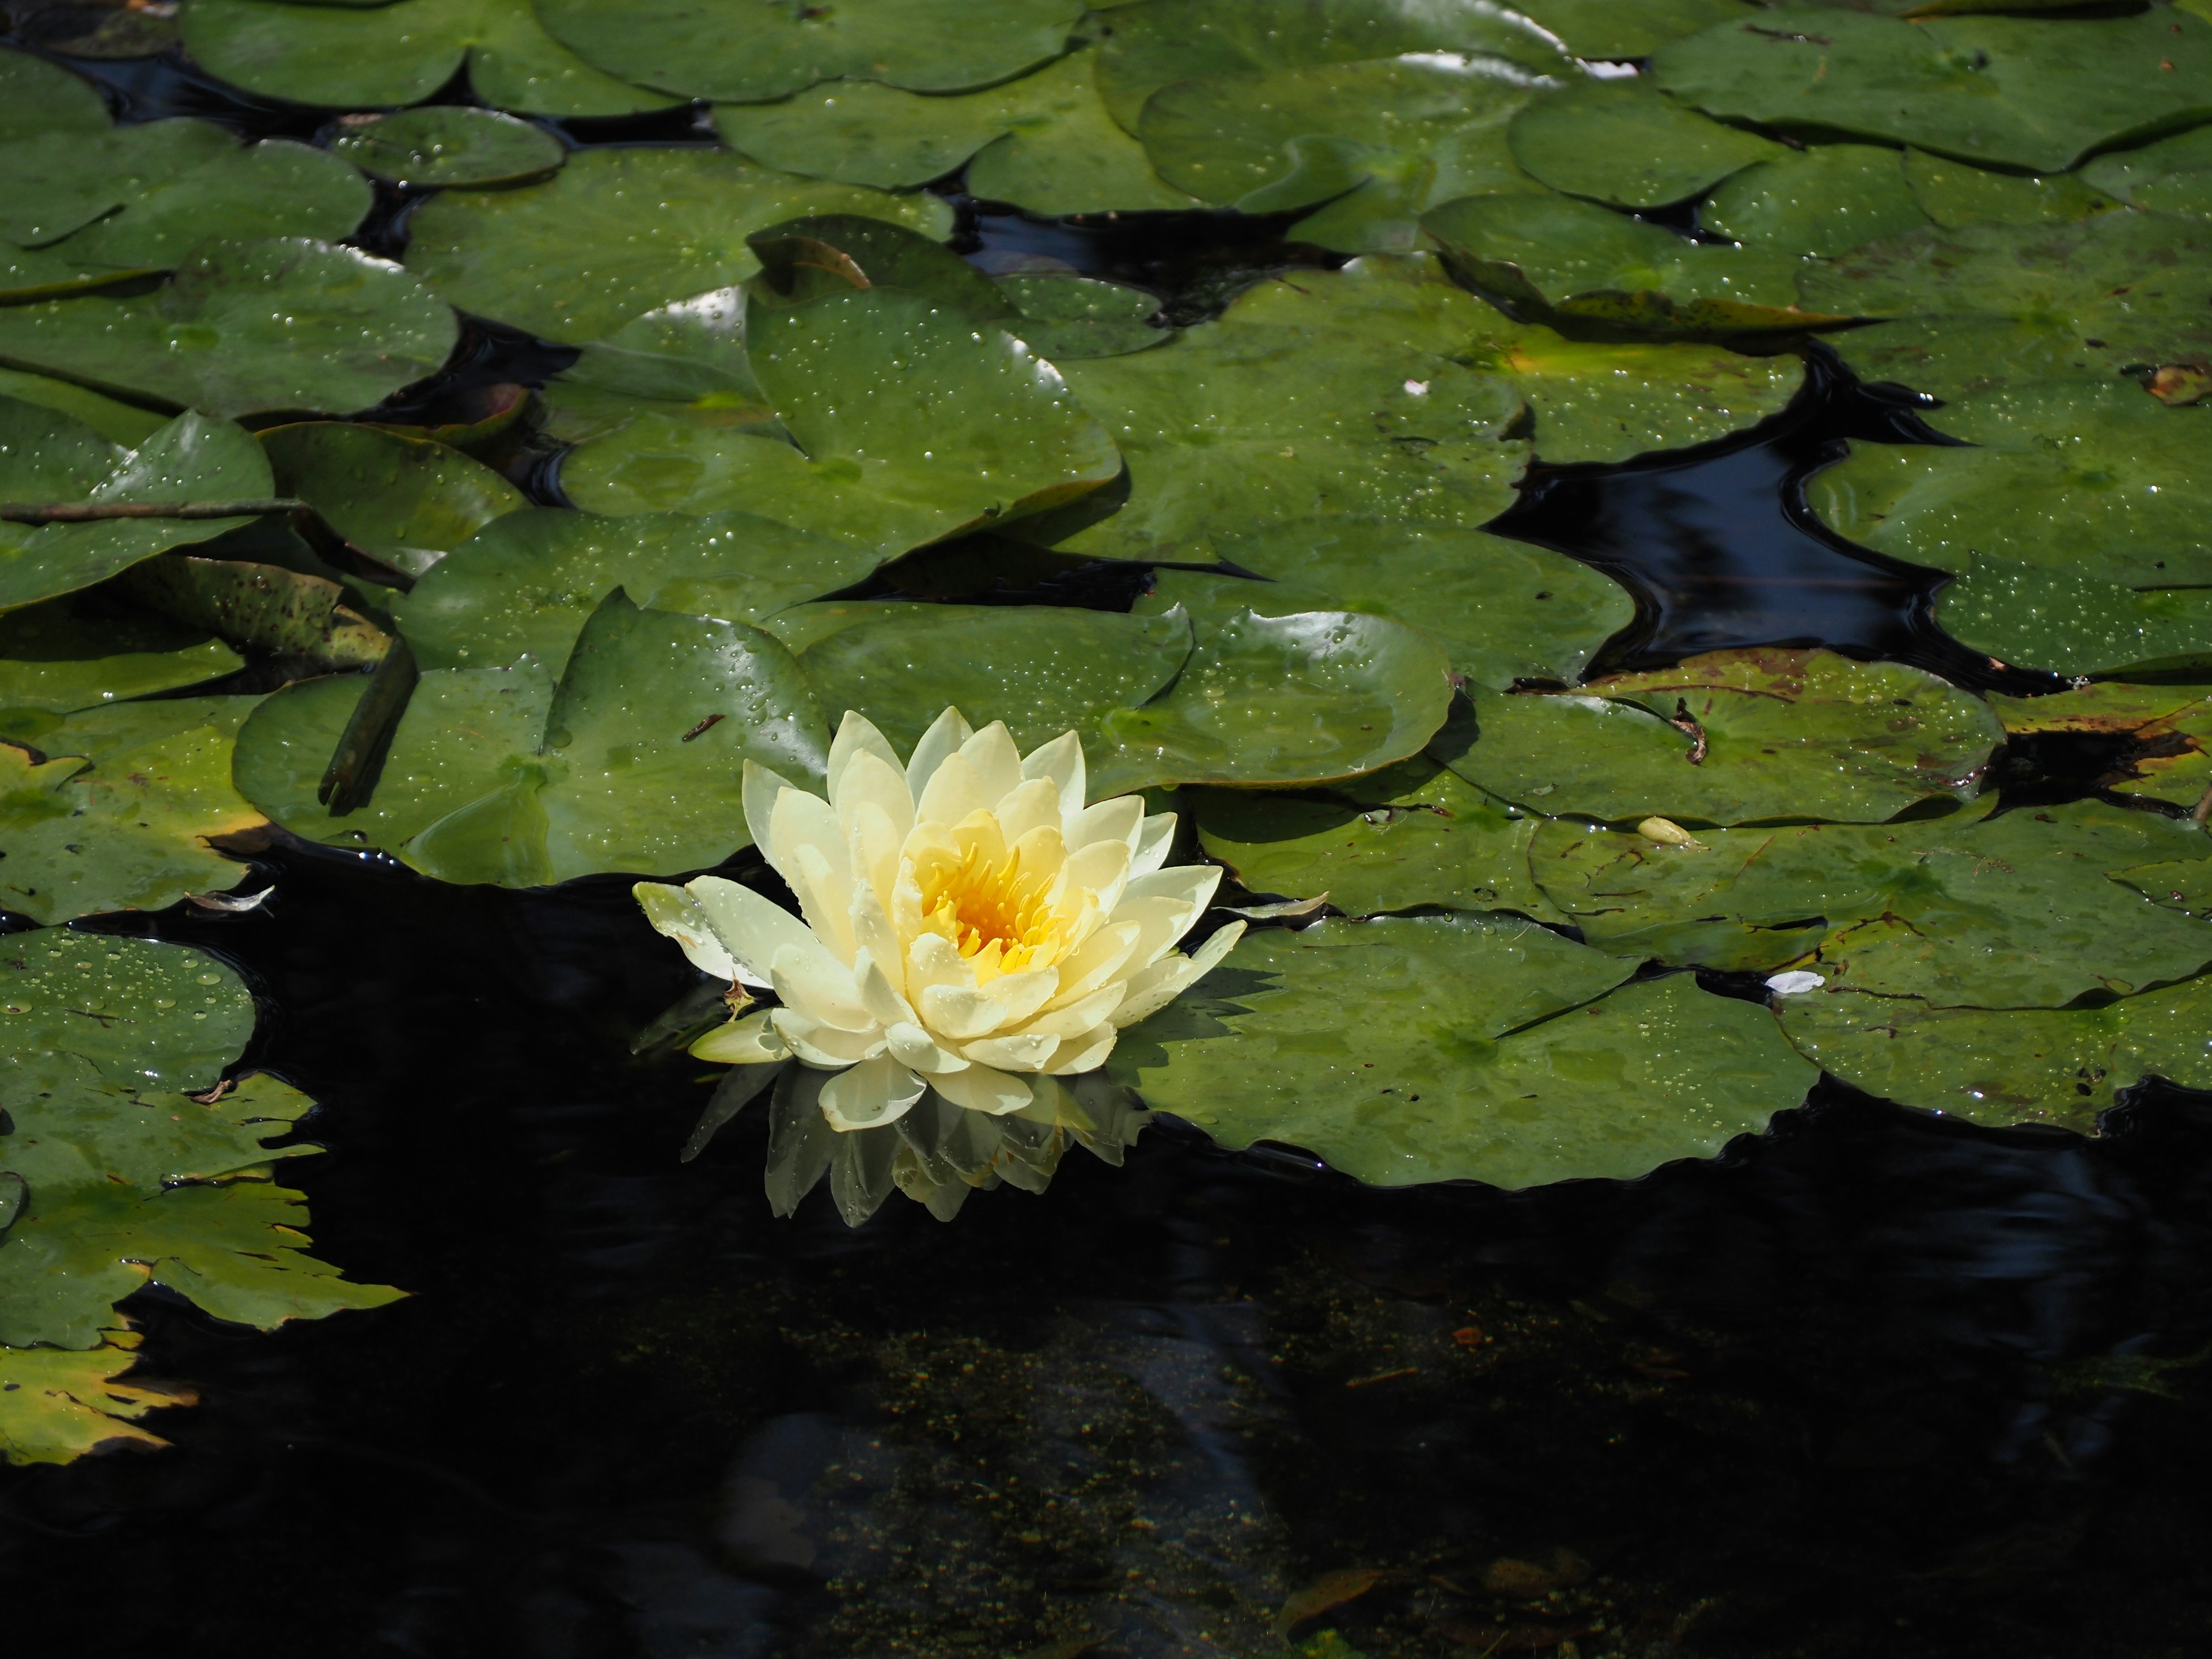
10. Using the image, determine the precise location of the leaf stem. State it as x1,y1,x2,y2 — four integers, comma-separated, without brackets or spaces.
0,499,308,524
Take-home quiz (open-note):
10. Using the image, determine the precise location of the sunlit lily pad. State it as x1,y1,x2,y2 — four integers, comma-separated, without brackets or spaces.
536,0,1086,102
0,597,241,718
1902,149,2120,230
1934,558,2212,680
1508,78,1783,210
1109,915,1813,1187
1437,648,2002,825
1,695,266,922
1424,191,1847,334
1506,0,1755,61
1191,757,1562,921
234,591,830,885
795,602,1192,755
328,105,566,188
0,47,109,143
400,507,878,676
1986,683,2212,813
258,422,527,580
180,0,676,115
1702,145,1929,259
0,238,457,421
1806,381,2212,586
403,147,953,345
1088,607,1455,795
0,1344,184,1467
0,403,273,613
1653,6,2212,172
961,47,1198,214
2080,125,2212,222
539,288,775,446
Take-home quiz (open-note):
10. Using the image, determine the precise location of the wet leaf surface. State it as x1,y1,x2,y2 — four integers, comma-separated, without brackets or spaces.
259,421,527,579
1902,149,2120,230
1987,683,2212,812
2080,124,2212,222
1507,78,1784,211
1934,558,2212,680
996,275,1168,361
1702,144,1930,259
1508,0,1753,61
0,1343,184,1466
329,105,566,188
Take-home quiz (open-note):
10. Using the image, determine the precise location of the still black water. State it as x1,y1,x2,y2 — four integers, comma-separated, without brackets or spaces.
5,36,2211,1659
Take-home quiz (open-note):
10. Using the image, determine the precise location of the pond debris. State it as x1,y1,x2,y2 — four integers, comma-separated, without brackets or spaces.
1636,816,1705,848
1479,1547,1593,1596
1273,1566,1397,1639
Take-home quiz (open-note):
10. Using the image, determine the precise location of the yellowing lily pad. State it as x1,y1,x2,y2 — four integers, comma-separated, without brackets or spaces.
1986,683,2212,813
1110,915,1813,1187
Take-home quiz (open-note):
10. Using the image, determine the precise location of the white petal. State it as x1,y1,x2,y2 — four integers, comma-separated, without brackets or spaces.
919,982,1009,1041
771,941,873,1031
826,711,906,808
850,878,905,996
1067,794,1144,854
1120,863,1223,913
914,752,988,830
931,1062,1035,1116
1009,982,1126,1039
689,1009,790,1063
770,786,845,892
684,876,820,987
979,965,1059,1027
1059,836,1130,913
1043,918,1143,1008
1043,1022,1118,1074
819,1055,926,1131
906,929,974,998
959,721,1022,809
789,842,857,964
905,706,973,800
1130,810,1177,877
634,881,738,983
1110,921,1245,1028
1022,729,1085,815
993,776,1062,844
848,799,904,910
887,1021,970,1074
741,761,799,872
835,749,915,854
963,1031,1060,1071
855,949,918,1027
1766,969,1825,995
1108,893,1206,975
771,1010,888,1066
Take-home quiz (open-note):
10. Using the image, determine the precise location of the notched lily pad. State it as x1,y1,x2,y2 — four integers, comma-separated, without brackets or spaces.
1987,684,2212,813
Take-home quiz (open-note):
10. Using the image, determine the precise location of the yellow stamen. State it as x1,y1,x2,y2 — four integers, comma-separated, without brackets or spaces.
916,839,1076,980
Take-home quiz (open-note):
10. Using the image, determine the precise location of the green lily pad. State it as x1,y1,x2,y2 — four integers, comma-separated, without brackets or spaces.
1986,683,2212,813
1438,647,2003,825
402,146,953,345
565,287,1122,557
1702,144,1930,259
0,368,166,446
1653,6,2212,173
119,555,390,671
1902,149,2120,230
747,213,1016,324
1424,190,1847,334
794,601,1193,755
1774,976,2212,1130
1094,0,1567,134
539,288,776,446
1150,517,1633,691
1191,757,1562,921
0,596,241,716
1933,558,2212,681
0,403,274,613
257,422,527,580
0,932,401,1387
995,275,1166,361
1506,0,1756,62
1013,316,1527,564
1,696,266,923
961,46,1198,215
2081,124,2212,222
1109,915,1813,1187
234,590,831,885
1088,607,1455,796
0,238,457,421
535,0,1085,102
398,507,881,676
1219,252,1804,464
0,47,109,144
328,105,566,188
1806,381,2212,586
179,0,676,115
1508,78,1784,210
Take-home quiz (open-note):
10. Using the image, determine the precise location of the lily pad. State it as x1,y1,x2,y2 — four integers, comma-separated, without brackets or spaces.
540,288,775,446
402,146,953,345
2080,124,2212,222
1088,607,1455,795
1109,915,1813,1187
0,597,242,717
1094,0,1568,134
1806,381,2212,586
1508,78,1784,210
328,106,566,188
398,507,881,676
234,590,831,885
1424,190,1846,334
1191,757,1563,921
0,1344,184,1466
1653,6,2212,173
796,602,1194,755
1774,976,2212,1130
0,932,401,1382
179,0,676,116
1506,0,1756,62
1702,144,1930,259
0,238,458,421
119,555,391,671
1933,558,2212,681
1,695,266,922
258,422,527,580
1902,149,2120,230
996,275,1167,361
535,0,1086,103
1437,647,2003,825
0,47,109,144
0,403,274,613
0,368,166,446
962,47,1198,214
1986,683,2212,813
1151,517,1634,691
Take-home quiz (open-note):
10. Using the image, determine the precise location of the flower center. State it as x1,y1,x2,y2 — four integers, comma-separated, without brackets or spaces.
919,841,1068,978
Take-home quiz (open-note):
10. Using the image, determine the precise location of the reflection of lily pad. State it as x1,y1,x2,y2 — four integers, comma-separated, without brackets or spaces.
0,403,273,612
403,147,952,345
1987,683,2212,813
1807,381,2212,586
2081,126,2212,222
1934,559,2212,680
1702,145,1929,259
1111,915,1812,1187
329,106,566,188
259,422,527,580
1192,758,1561,921
180,0,674,115
1654,6,2212,172
536,0,1085,102
1439,648,2002,825
235,591,831,885
0,238,457,420
400,508,878,676
1508,79,1783,210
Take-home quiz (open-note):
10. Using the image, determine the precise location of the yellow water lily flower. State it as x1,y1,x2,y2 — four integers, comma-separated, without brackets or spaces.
635,707,1245,1132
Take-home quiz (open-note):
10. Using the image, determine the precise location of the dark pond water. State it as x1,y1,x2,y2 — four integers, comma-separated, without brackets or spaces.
5,37,2212,1659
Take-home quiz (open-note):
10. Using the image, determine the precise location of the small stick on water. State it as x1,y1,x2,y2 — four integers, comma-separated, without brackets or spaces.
0,498,308,524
